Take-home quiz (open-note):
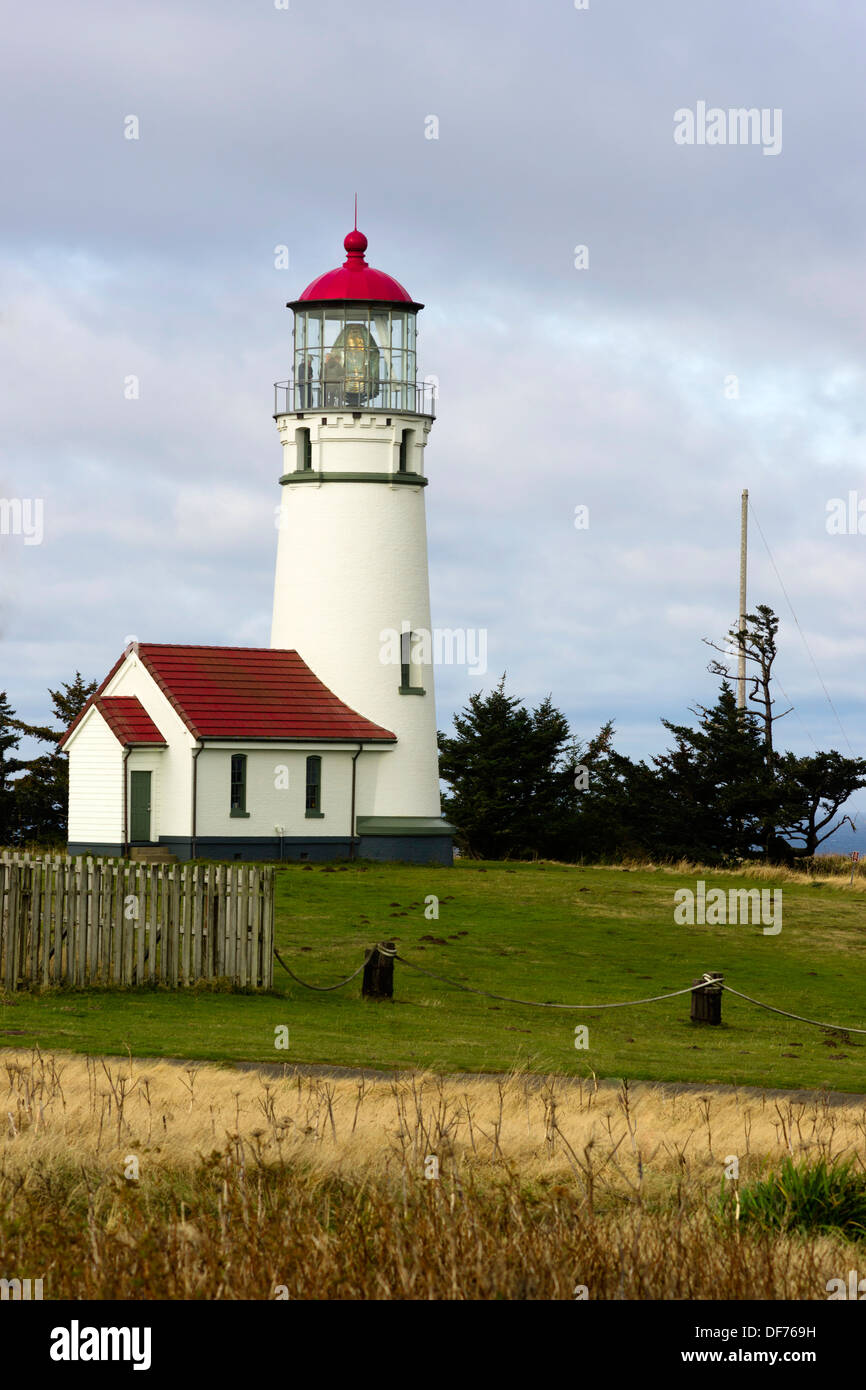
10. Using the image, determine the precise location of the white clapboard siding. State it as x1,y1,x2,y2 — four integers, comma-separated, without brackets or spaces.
98,655,196,839
66,707,124,844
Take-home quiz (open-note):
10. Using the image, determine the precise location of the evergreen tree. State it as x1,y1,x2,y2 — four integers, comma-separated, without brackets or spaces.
436,620,866,866
705,606,865,860
774,749,866,856
0,691,24,845
652,682,771,862
438,677,572,858
566,721,656,861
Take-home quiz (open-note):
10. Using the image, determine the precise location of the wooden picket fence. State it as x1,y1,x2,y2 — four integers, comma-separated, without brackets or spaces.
0,854,274,991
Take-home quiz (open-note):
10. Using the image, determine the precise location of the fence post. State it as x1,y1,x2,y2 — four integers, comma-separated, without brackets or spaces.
691,971,724,1024
362,941,395,999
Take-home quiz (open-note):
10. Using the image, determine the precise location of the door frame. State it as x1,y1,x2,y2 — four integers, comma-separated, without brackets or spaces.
129,769,153,844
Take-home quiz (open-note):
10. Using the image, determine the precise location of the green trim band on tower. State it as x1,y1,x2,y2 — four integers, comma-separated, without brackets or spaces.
279,471,428,487
355,816,455,838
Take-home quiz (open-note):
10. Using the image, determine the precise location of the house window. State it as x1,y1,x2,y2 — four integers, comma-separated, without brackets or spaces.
296,427,312,471
305,755,322,816
230,754,247,815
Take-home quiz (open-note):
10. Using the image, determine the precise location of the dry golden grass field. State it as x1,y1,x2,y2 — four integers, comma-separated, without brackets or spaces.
3,1047,866,1299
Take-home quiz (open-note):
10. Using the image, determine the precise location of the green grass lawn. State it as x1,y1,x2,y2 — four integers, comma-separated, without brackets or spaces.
2,860,866,1090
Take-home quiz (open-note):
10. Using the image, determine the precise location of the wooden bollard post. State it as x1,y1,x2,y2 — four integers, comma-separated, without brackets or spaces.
362,941,395,999
691,971,723,1024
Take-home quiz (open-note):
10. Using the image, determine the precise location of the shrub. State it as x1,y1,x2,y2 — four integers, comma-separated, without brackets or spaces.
735,1157,866,1240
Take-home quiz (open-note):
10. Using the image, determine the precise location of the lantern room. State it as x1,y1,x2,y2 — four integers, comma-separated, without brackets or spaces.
280,228,434,416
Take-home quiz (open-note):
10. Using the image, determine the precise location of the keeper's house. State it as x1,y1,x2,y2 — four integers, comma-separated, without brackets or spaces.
59,642,450,864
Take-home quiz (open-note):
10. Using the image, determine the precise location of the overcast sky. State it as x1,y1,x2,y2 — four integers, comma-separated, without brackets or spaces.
2,0,865,835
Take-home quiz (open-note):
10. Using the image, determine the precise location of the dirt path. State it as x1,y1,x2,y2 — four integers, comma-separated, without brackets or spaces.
15,1046,863,1108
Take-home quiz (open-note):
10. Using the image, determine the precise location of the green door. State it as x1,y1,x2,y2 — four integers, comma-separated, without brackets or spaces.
129,771,152,843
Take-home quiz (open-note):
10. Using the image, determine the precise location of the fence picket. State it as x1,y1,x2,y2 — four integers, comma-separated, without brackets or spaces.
262,868,274,988
215,867,225,978
168,867,180,987
89,863,100,984
191,866,202,983
122,867,135,986
41,862,52,988
0,864,9,987
53,861,65,984
6,867,19,991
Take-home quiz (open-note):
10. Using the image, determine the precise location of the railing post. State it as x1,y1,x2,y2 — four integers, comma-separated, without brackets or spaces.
691,971,724,1024
362,941,395,999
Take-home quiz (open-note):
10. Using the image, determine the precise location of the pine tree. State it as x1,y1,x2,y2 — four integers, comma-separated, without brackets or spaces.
653,682,771,862
438,677,572,859
564,721,653,861
705,606,864,860
0,691,24,844
775,749,866,856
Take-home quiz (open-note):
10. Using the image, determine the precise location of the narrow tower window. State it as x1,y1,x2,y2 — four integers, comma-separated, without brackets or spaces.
295,427,312,471
400,629,412,688
398,428,414,473
305,755,323,816
399,631,426,695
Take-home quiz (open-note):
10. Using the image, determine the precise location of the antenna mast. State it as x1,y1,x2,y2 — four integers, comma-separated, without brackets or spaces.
737,488,748,711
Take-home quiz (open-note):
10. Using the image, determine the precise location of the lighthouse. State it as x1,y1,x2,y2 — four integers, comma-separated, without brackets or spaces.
270,224,453,864
61,222,452,866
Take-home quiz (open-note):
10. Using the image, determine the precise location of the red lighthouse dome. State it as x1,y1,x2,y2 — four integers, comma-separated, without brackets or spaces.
292,229,422,309
280,221,433,418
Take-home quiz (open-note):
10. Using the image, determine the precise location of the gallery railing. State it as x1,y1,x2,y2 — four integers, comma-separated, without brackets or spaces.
274,377,436,418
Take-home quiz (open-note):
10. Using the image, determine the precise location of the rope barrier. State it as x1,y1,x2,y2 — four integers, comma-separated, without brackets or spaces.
273,946,866,1036
273,948,366,992
394,954,701,1009
721,984,866,1035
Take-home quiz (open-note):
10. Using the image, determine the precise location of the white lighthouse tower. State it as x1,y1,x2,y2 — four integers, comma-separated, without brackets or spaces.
271,223,452,864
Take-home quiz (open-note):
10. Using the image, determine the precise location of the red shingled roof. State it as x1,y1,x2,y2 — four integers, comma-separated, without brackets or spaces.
95,696,167,746
60,645,396,747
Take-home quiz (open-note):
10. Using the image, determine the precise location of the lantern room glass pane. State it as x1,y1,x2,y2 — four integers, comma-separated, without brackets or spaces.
369,311,389,349
323,309,344,347
293,311,325,408
291,305,420,412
